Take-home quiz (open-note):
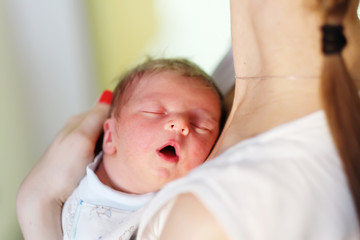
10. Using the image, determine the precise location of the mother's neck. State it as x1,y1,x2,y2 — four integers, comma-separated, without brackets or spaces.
209,76,322,158
209,0,325,158
230,0,324,77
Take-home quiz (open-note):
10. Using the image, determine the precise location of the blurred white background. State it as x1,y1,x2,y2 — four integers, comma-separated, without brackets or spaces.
0,0,231,238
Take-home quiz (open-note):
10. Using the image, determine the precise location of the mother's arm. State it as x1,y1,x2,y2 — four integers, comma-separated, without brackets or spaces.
16,91,112,239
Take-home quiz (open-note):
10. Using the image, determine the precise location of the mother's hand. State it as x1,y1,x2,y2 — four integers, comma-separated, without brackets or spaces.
16,90,112,239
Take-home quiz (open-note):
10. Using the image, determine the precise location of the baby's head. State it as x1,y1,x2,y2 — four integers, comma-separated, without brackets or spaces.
98,58,225,194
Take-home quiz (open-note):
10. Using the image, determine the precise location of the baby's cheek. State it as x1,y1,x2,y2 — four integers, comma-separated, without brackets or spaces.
197,138,215,157
186,150,208,170
179,138,212,174
125,124,154,149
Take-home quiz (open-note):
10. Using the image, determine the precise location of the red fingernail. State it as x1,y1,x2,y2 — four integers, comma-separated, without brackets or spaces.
98,90,113,104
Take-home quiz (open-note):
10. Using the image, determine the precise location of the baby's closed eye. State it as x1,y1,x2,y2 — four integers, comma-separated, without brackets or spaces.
191,120,216,134
139,103,167,117
141,110,167,118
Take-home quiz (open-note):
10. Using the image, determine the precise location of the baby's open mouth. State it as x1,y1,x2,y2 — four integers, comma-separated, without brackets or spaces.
160,145,177,158
158,145,179,163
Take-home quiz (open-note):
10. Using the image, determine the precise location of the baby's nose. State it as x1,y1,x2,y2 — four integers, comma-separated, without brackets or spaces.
165,116,189,136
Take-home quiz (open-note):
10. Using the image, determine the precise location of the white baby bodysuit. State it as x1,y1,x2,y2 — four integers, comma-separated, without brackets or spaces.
62,153,155,240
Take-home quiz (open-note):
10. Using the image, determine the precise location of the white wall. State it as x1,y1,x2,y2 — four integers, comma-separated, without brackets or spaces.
0,0,96,238
144,0,231,75
5,0,97,157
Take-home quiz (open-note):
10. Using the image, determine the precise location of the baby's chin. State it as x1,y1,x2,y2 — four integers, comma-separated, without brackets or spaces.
140,168,182,193
134,168,196,194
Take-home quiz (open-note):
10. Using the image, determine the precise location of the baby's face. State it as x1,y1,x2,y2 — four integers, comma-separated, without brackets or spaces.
105,71,221,193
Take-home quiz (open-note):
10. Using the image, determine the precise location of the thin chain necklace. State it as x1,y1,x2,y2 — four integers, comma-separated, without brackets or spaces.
235,75,319,80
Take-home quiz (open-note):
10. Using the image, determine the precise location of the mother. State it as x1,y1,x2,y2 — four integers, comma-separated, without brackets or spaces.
17,0,360,239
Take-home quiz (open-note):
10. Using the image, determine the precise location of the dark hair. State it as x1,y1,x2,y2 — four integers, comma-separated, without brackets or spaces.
318,0,360,221
110,57,227,129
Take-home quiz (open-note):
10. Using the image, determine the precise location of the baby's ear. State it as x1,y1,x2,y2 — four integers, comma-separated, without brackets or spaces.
102,118,116,154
